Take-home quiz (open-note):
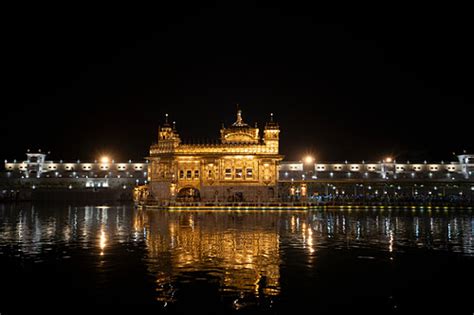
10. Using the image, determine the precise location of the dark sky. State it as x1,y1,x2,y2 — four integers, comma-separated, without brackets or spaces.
3,4,473,163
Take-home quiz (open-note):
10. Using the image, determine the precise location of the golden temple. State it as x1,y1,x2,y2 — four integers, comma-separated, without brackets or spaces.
145,109,282,203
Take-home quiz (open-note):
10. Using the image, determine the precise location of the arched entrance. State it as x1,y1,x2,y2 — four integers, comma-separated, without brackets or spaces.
177,187,201,202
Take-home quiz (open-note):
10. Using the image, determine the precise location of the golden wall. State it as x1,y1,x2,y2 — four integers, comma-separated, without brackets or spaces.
147,110,282,202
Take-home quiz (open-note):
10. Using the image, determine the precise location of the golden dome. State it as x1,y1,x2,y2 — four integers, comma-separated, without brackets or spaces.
221,109,259,144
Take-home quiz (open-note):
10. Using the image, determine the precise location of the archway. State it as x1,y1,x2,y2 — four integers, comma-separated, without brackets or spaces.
177,187,201,202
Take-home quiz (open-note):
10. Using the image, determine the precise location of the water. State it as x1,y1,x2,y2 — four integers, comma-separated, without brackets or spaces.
0,203,473,314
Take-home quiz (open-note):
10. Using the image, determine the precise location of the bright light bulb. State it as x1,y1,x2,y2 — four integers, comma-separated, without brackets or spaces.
304,156,314,164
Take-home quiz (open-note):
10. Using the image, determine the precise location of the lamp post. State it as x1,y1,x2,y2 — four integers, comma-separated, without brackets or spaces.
303,155,315,178
302,155,315,200
382,157,393,179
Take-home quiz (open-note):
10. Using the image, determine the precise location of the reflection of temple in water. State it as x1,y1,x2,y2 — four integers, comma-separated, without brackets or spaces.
130,209,474,305
133,210,282,301
1,203,474,307
1,204,473,260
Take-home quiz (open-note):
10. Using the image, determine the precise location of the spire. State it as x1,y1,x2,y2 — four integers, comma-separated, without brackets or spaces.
163,113,172,127
235,103,241,124
236,109,243,124
158,113,180,142
265,112,279,129
232,107,249,127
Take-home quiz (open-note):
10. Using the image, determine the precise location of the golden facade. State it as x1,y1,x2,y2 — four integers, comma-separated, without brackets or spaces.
147,110,282,202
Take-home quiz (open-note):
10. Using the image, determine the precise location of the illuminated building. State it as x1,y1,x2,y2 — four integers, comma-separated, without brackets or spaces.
1,152,148,200
279,154,474,180
279,154,474,201
147,110,282,202
1,117,472,203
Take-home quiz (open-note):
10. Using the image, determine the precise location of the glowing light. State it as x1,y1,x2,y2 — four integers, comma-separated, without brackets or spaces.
99,228,107,256
100,156,110,164
301,184,307,197
389,230,394,252
385,157,393,163
304,155,314,164
307,226,314,253
290,186,295,196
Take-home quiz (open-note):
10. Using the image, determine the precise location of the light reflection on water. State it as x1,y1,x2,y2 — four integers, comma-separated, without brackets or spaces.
0,204,473,311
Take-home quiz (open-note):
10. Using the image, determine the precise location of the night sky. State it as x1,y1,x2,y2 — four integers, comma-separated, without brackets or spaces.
3,5,473,163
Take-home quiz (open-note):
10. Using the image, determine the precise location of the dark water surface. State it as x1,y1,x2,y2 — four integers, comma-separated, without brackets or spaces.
0,203,473,314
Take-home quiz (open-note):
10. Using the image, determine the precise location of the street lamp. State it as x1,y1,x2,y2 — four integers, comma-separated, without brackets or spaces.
382,156,394,178
304,155,315,165
303,155,315,179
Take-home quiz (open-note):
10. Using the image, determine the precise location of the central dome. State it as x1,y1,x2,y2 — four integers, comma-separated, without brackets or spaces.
220,109,260,144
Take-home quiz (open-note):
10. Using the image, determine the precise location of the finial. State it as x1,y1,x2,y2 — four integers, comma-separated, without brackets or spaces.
236,109,243,124
270,112,274,122
231,107,248,127
165,113,169,124
173,121,176,130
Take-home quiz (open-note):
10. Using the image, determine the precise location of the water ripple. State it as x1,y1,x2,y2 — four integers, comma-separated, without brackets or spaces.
0,203,473,311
